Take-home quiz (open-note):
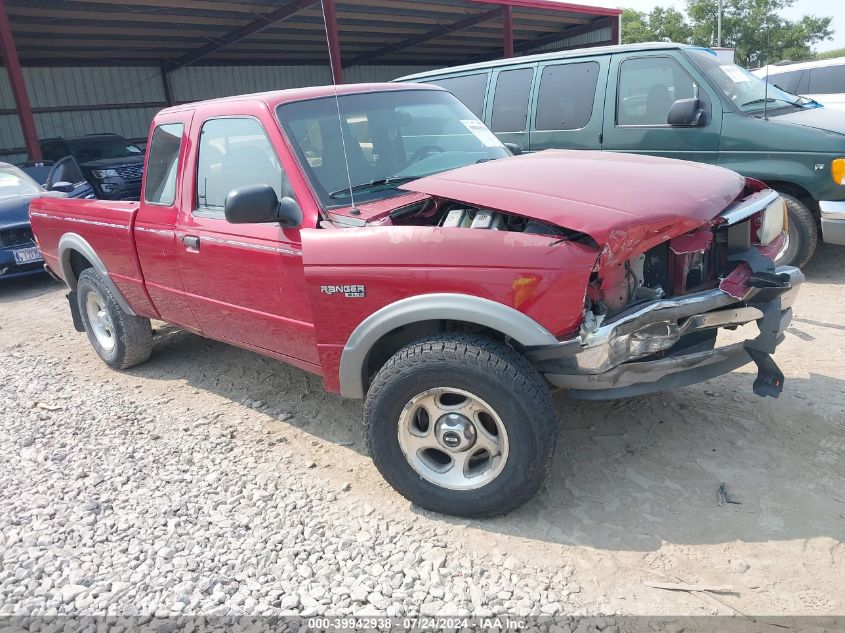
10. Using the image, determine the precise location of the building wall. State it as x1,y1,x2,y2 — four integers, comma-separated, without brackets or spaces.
0,64,435,164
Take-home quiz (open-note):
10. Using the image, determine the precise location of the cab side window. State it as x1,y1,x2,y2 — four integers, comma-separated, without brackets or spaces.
428,73,489,119
195,117,291,214
144,123,183,206
807,65,845,95
491,68,534,133
617,57,698,126
535,62,600,131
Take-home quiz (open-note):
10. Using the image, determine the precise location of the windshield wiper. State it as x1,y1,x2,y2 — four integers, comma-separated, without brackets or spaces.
741,97,792,108
329,176,419,199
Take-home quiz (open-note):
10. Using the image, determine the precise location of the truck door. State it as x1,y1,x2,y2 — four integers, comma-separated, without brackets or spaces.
135,113,202,332
529,57,608,152
602,52,722,164
174,113,318,367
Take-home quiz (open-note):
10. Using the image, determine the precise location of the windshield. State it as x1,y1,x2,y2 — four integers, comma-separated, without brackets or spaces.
68,136,143,162
0,166,43,199
277,89,509,208
685,48,799,113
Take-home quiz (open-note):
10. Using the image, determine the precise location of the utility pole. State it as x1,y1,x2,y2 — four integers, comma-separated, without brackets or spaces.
717,0,723,47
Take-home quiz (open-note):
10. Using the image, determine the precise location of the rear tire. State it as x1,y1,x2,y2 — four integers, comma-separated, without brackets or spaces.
76,269,153,369
363,334,557,518
776,193,817,268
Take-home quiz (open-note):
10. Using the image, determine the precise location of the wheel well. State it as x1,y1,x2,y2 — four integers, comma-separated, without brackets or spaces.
767,181,818,213
363,320,516,392
68,250,94,285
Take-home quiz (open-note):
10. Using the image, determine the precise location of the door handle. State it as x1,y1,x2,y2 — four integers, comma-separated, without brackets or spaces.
182,235,200,250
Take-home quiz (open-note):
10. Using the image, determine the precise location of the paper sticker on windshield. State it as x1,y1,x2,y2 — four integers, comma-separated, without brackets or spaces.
460,120,502,148
722,65,751,83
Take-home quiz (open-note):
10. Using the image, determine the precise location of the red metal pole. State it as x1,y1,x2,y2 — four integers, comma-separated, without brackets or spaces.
611,14,621,45
321,0,344,84
0,0,40,161
502,5,514,58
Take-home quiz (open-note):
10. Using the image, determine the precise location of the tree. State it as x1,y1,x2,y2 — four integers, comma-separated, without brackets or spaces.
622,7,691,44
621,0,833,68
686,0,833,67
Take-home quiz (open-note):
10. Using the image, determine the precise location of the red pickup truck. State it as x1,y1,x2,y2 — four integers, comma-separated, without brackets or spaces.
30,83,802,517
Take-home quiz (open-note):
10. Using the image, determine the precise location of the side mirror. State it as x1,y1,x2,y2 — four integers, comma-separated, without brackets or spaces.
224,184,302,228
49,181,75,193
503,142,523,156
667,98,704,127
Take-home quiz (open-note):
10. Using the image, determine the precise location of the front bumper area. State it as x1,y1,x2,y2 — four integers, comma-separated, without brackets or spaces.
819,200,845,245
528,266,803,400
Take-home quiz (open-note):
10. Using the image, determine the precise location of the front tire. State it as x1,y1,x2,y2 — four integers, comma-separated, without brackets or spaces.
76,269,153,369
776,193,818,268
363,334,557,518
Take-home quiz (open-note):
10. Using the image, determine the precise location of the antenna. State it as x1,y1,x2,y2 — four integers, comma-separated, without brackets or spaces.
320,0,359,215
763,2,770,120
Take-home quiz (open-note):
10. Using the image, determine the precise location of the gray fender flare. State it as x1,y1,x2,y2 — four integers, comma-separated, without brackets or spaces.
58,232,137,316
338,293,558,399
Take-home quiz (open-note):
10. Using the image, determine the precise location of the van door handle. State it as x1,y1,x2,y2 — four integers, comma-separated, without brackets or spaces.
182,235,200,250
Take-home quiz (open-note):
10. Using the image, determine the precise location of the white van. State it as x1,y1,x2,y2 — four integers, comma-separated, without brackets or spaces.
754,57,845,110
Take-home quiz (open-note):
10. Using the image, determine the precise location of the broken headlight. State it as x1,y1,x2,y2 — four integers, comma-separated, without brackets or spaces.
757,196,787,246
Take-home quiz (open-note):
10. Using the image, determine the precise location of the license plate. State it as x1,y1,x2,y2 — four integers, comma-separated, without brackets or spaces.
13,246,43,265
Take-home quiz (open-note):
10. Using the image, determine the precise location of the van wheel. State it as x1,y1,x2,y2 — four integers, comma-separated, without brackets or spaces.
776,194,818,268
363,334,557,518
76,269,153,369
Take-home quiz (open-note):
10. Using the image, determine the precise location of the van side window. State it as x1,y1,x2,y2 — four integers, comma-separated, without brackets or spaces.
195,117,290,214
617,57,698,126
144,123,183,206
491,68,534,133
807,66,845,95
768,70,803,94
428,74,489,119
535,62,599,131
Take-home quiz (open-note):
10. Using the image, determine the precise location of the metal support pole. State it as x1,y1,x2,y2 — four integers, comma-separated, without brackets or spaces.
0,0,41,161
717,0,723,47
160,64,173,107
612,14,621,45
322,0,343,84
502,6,514,58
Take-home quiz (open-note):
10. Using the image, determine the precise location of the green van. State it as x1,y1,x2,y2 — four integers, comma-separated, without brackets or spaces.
396,42,845,267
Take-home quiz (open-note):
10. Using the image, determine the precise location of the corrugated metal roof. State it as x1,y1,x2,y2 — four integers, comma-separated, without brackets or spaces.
4,0,619,67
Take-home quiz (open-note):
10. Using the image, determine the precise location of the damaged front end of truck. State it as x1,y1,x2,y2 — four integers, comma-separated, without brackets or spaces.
397,151,802,399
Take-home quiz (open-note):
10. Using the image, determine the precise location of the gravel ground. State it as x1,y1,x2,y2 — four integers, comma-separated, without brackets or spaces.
0,344,585,619
1,244,844,622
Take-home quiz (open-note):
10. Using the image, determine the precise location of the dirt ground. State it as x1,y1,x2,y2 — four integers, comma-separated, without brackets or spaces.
1,243,843,617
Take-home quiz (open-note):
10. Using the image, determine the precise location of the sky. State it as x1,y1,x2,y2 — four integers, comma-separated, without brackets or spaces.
581,0,845,52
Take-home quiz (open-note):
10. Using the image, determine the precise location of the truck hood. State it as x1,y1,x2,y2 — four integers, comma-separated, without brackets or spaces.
402,150,745,260
769,106,845,136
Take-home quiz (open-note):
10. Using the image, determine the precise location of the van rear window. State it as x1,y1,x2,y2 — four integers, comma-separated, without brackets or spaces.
535,62,599,131
426,73,489,119
491,68,534,133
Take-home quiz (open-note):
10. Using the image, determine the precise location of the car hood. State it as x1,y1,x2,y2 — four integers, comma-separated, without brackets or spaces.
0,193,44,230
79,155,145,169
769,106,845,136
402,150,745,262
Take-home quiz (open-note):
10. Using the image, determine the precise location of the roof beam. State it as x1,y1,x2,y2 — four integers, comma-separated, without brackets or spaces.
343,7,504,68
165,0,321,70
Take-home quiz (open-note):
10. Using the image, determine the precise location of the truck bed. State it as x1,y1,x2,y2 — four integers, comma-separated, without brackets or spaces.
29,197,158,318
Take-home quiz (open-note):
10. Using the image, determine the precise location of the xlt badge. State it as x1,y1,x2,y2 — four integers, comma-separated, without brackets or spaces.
321,284,366,298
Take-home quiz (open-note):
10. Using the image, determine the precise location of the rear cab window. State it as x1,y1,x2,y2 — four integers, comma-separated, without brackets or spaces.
144,123,184,206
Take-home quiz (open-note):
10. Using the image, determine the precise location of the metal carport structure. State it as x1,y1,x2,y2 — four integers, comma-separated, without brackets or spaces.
0,0,621,161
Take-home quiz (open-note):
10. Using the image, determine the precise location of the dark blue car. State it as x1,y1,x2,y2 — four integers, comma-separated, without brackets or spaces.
0,161,93,280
